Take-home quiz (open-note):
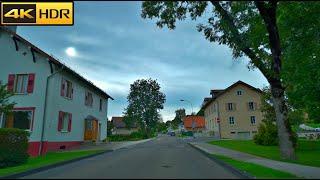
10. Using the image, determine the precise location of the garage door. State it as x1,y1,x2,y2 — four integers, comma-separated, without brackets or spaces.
237,131,251,140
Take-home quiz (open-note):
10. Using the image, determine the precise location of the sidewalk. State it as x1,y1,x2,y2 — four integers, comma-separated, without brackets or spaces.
190,142,320,179
68,138,153,152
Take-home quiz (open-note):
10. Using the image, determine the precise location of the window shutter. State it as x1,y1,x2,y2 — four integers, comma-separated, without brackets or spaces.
254,102,258,110
58,111,64,131
225,103,228,111
247,102,250,111
61,78,65,97
233,103,236,111
27,73,35,93
7,74,15,92
68,113,72,132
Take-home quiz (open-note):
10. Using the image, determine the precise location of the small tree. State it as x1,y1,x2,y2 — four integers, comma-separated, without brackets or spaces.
0,83,15,116
123,79,166,138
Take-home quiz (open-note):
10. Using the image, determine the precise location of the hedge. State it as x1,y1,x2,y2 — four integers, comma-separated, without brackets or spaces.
0,128,30,168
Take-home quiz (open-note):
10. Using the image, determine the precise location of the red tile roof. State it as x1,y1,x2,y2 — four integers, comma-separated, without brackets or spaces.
183,115,205,128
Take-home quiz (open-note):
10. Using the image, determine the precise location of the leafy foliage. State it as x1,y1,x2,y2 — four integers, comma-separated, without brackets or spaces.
0,83,15,115
171,108,185,128
107,120,114,136
0,128,30,168
123,78,166,137
279,2,320,123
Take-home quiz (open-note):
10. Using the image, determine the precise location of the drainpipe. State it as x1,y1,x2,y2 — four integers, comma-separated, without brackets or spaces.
217,101,222,139
39,64,64,156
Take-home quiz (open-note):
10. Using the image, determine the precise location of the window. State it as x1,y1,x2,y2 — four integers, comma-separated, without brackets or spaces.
227,103,233,111
250,116,256,124
229,117,235,125
1,108,34,130
248,102,255,110
85,91,93,107
99,99,103,111
237,90,242,95
231,131,236,134
58,111,72,132
15,74,28,93
61,78,73,99
86,120,93,130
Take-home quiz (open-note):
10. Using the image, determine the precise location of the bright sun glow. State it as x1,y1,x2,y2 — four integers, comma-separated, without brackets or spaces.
65,47,77,57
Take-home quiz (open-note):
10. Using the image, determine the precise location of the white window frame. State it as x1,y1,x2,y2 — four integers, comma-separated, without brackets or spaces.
229,116,235,125
61,113,70,132
249,102,255,110
228,103,233,111
237,90,242,96
14,74,29,94
85,91,93,107
250,116,256,125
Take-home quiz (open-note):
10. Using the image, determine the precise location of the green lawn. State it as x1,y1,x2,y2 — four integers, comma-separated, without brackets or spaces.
305,123,320,128
209,140,320,167
212,154,298,179
0,150,104,177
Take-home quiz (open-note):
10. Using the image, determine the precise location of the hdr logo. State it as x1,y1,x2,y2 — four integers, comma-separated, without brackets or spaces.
1,2,73,25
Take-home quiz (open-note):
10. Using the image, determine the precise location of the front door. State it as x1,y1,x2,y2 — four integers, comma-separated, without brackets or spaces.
84,119,98,141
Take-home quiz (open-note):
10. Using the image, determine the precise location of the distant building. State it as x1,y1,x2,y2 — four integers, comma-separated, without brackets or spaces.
183,115,205,132
201,81,263,139
111,117,138,135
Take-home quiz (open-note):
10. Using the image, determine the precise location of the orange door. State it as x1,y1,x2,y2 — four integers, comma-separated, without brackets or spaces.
84,120,98,141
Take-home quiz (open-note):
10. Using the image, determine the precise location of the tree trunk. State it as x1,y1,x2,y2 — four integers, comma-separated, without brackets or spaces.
270,80,296,160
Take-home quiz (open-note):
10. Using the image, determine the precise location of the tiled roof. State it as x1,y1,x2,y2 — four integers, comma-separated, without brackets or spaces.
183,115,205,128
111,117,137,128
202,81,263,110
0,27,113,100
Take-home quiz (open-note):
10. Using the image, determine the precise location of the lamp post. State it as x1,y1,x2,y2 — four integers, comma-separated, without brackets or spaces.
180,99,194,115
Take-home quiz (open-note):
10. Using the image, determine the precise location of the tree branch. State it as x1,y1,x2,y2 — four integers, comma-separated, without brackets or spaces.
210,1,271,79
255,1,281,77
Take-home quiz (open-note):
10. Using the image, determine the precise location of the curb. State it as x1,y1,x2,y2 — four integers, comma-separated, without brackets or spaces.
0,149,113,179
188,143,255,179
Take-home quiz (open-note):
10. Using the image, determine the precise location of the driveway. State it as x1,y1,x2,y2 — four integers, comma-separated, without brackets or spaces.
21,136,240,179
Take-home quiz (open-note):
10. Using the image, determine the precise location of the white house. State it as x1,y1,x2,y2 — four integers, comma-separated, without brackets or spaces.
0,27,113,156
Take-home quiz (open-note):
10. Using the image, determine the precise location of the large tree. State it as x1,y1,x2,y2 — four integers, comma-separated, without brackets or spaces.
279,2,320,123
123,78,166,137
141,1,313,160
172,108,186,127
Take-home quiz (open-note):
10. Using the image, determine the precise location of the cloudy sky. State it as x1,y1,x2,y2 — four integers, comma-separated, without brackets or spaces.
17,2,268,121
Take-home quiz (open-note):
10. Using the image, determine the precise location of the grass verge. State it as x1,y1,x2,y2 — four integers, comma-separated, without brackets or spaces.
0,149,104,177
209,140,320,167
211,154,298,179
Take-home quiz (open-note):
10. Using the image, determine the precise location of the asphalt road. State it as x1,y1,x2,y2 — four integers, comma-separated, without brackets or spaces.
21,136,240,179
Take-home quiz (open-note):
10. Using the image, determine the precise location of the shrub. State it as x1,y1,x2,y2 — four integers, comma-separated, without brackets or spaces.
254,122,297,147
254,122,279,146
0,128,30,168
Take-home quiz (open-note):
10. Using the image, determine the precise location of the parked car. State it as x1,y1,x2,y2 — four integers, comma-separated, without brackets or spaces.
167,131,176,136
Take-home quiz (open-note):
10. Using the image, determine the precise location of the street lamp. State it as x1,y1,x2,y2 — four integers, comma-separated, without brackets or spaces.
180,99,194,115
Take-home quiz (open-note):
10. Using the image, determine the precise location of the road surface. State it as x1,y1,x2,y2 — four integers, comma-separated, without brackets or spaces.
21,136,240,179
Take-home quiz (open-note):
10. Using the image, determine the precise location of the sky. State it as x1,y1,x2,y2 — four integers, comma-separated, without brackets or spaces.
17,2,268,121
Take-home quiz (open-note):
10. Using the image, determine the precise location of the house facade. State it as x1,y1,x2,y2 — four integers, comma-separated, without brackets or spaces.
111,117,138,135
0,27,113,156
202,81,263,139
183,115,205,132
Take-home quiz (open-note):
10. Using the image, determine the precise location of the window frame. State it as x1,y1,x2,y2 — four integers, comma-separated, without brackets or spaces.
2,107,35,131
250,116,256,125
99,98,103,112
14,74,29,94
237,90,242,96
227,103,233,111
85,91,93,107
229,116,235,125
248,102,255,111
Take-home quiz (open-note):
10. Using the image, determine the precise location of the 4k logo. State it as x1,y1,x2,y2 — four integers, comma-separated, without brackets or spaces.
1,2,73,25
2,4,36,24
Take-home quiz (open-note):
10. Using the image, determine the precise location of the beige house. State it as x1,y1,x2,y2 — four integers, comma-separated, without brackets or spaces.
202,81,263,139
